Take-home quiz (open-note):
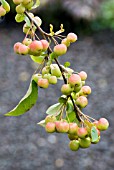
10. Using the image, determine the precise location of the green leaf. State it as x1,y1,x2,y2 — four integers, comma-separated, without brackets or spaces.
50,52,57,60
66,111,80,125
66,100,74,114
5,80,38,116
58,96,67,104
37,120,45,127
46,103,63,116
64,62,71,68
31,0,40,10
91,126,98,142
24,15,31,27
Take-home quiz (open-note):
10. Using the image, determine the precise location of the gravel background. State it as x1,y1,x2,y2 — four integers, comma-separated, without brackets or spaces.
0,18,114,170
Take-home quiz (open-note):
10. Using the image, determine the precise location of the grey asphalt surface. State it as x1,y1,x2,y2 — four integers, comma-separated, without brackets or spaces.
0,20,114,170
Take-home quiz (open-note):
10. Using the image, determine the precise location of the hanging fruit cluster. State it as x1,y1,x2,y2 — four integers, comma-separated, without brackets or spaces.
1,0,109,152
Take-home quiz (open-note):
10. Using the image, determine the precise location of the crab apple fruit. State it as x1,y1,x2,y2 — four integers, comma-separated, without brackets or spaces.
22,38,32,46
42,66,50,75
76,96,88,108
29,40,43,55
38,78,49,89
61,84,73,95
68,134,78,140
81,86,91,95
79,137,91,148
2,1,10,13
67,33,77,43
33,16,42,27
18,44,29,55
54,44,67,56
77,127,88,138
0,6,6,17
55,121,69,133
51,64,61,77
61,38,70,47
45,122,56,133
13,0,23,4
68,74,81,87
14,42,22,54
24,1,34,10
16,4,25,14
78,71,87,81
69,140,79,151
74,83,82,93
40,40,49,51
49,76,57,84
97,118,109,131
22,0,31,5
23,23,36,35
45,115,57,124
68,123,78,134
32,74,42,83
43,74,51,80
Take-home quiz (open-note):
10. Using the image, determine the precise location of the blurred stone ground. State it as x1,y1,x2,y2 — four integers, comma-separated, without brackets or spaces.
0,6,114,170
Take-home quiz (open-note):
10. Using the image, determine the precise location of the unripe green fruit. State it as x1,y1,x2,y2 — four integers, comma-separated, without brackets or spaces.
13,0,23,5
51,64,61,77
2,1,10,13
0,6,6,17
76,96,88,108
74,83,82,93
32,74,42,83
33,16,42,27
23,23,36,35
79,137,91,148
97,118,109,131
67,33,77,43
30,55,45,64
22,38,32,46
45,115,57,124
78,71,87,81
43,74,51,80
24,0,34,10
42,66,50,75
49,76,57,85
69,140,79,151
68,123,78,134
40,39,49,51
80,86,91,96
68,74,81,87
15,14,25,23
38,78,49,88
22,0,31,5
18,44,29,55
61,38,70,47
55,121,69,133
29,40,43,55
54,44,67,56
45,122,56,133
77,127,88,138
14,42,22,54
61,84,73,95
68,134,78,140
16,4,25,14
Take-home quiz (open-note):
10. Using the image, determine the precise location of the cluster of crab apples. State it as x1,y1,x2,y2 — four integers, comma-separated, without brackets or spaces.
44,115,109,151
0,0,10,17
13,0,34,12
